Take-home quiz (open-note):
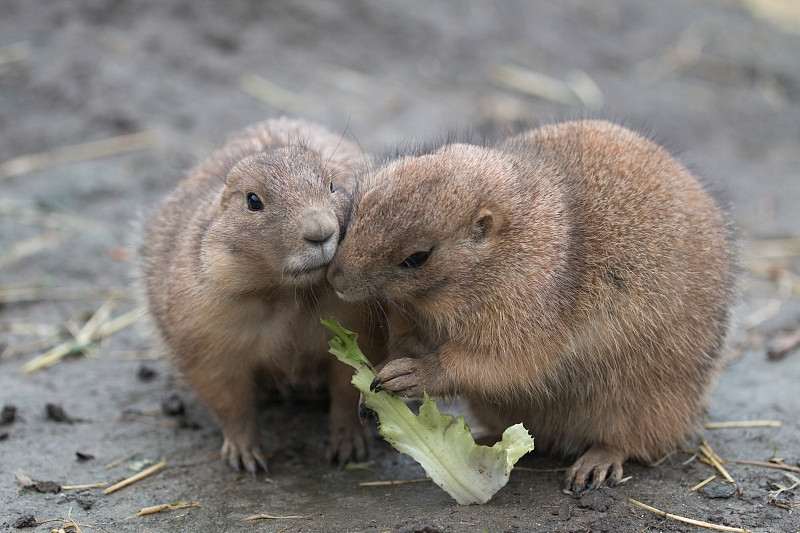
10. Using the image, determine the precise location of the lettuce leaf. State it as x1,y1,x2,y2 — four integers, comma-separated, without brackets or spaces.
322,317,534,505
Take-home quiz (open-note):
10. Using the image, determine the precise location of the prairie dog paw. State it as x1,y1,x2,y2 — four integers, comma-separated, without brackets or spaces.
565,445,624,496
221,434,268,474
327,422,371,465
371,357,426,398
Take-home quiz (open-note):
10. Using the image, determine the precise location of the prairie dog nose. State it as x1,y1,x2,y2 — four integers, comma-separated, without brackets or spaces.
302,210,337,245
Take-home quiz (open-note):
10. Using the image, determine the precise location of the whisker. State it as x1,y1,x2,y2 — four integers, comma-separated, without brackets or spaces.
307,282,322,312
375,288,424,333
372,297,389,331
370,296,391,347
326,112,352,170
346,119,369,170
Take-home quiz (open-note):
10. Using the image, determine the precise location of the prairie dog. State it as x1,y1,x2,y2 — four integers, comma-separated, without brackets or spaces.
327,120,735,494
141,117,383,472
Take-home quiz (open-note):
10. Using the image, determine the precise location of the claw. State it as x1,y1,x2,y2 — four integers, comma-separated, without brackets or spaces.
370,376,383,392
327,425,370,465
252,447,269,473
608,461,623,486
244,456,258,476
221,436,269,474
328,439,354,466
358,394,368,423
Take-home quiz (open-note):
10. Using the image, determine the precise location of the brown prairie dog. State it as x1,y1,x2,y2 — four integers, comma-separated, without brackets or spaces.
140,117,383,473
327,120,735,494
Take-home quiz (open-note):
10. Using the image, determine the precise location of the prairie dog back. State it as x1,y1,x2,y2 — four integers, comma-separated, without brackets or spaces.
328,120,735,494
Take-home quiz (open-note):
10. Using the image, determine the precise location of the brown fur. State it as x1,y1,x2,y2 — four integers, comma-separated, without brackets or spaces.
328,120,735,493
140,117,385,472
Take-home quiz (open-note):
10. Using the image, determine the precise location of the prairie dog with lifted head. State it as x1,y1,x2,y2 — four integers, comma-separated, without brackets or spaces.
141,117,384,472
327,120,735,494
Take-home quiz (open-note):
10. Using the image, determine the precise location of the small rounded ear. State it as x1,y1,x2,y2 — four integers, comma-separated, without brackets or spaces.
212,187,230,213
472,208,499,241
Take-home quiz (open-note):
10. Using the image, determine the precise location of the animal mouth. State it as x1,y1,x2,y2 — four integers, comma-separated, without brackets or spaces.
283,262,328,285
334,290,352,301
332,286,370,302
288,263,326,275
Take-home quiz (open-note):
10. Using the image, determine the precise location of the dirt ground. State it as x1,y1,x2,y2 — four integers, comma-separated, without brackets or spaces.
1,1,799,531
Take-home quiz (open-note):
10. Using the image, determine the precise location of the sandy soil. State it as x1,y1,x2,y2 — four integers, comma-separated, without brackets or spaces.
1,1,799,531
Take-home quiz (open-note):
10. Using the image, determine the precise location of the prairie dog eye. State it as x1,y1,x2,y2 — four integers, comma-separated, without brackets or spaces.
247,193,264,211
400,249,432,269
329,179,335,193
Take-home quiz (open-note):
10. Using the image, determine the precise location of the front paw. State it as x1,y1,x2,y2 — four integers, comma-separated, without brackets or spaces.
370,357,427,398
221,433,268,474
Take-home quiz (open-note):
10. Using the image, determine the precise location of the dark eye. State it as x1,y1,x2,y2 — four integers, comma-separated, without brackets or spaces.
247,193,264,211
329,180,335,193
400,249,432,269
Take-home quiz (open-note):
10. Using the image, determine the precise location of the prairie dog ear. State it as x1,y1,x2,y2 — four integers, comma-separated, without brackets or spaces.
472,207,502,241
212,187,229,213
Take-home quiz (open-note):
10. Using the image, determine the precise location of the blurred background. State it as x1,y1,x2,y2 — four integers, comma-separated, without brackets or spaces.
2,1,799,234
1,1,799,531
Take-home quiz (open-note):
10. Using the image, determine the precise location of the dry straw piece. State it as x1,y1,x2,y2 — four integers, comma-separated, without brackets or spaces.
243,514,312,521
704,420,782,429
0,232,66,269
240,73,301,112
0,284,127,305
487,63,604,108
0,131,156,180
61,482,108,490
698,441,735,484
37,508,92,533
768,473,800,501
627,498,752,533
103,461,166,495
103,452,139,470
22,304,146,374
732,459,800,474
131,501,200,517
515,466,569,473
689,475,717,492
359,477,432,487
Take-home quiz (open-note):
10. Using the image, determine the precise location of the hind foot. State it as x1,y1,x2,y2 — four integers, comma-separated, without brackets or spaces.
565,444,624,496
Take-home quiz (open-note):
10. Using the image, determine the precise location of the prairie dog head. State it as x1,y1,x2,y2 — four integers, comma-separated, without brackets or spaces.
202,147,349,293
328,143,521,309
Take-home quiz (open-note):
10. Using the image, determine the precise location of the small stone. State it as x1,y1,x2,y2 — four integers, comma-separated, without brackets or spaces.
137,364,157,381
698,481,736,499
75,451,94,461
413,527,443,533
161,393,185,417
66,492,93,510
12,513,37,528
177,415,202,430
1,405,17,425
45,403,73,423
33,480,61,493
